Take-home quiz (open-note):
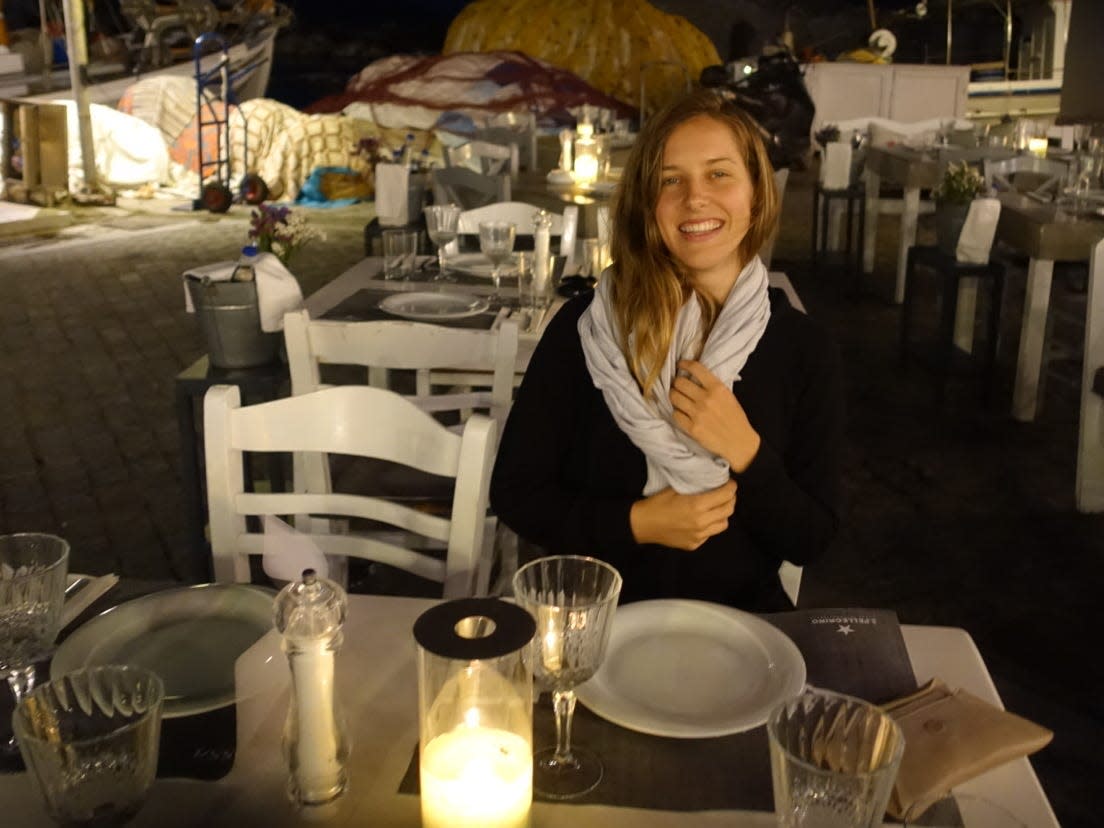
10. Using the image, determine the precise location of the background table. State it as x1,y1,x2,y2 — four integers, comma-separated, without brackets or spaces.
1,595,1059,827
994,193,1104,421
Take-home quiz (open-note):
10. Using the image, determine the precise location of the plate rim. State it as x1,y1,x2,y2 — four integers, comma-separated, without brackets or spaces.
51,583,275,718
378,290,490,320
445,252,520,278
575,598,806,738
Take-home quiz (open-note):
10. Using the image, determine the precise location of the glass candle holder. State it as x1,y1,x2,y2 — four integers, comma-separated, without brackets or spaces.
414,598,536,828
573,122,599,184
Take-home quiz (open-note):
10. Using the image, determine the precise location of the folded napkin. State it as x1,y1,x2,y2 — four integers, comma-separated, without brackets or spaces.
955,197,1001,264
882,678,1053,820
820,141,854,190
375,162,410,226
182,251,303,332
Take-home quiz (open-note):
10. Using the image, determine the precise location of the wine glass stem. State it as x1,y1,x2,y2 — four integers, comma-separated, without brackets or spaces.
437,248,446,274
550,687,579,767
6,665,36,750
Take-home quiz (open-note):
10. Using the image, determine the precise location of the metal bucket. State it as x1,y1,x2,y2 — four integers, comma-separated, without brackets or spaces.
185,277,280,369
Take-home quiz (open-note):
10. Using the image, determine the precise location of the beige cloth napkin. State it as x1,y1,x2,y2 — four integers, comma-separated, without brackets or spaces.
374,162,410,226
955,197,1001,264
881,678,1053,820
820,141,854,189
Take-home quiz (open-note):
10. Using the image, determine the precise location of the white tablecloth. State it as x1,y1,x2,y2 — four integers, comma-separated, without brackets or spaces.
2,595,1059,827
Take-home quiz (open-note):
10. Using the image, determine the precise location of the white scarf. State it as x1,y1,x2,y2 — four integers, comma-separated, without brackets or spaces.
578,257,771,495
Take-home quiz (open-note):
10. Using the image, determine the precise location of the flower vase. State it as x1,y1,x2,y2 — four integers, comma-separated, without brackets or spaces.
935,201,971,257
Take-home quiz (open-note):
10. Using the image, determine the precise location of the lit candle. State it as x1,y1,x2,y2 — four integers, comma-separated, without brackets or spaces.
574,121,599,184
420,725,532,828
1028,137,1048,158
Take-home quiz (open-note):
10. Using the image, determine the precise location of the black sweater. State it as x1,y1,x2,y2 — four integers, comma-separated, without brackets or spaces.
491,288,845,611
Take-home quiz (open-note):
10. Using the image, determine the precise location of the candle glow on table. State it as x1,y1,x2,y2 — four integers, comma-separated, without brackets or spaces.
1028,137,1048,158
420,725,532,828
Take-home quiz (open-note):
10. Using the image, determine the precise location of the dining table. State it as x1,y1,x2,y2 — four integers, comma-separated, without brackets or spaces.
0,590,1060,827
304,256,809,364
992,192,1104,421
861,144,1020,306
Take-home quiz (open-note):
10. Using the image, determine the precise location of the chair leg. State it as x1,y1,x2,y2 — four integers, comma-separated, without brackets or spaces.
985,267,1005,406
937,269,960,405
855,194,866,293
844,194,855,292
811,186,820,268
900,247,919,368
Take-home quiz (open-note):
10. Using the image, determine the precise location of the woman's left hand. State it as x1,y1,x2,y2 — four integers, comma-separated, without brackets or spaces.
670,359,761,472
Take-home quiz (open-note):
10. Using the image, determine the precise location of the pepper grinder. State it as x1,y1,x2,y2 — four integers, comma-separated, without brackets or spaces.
274,568,349,809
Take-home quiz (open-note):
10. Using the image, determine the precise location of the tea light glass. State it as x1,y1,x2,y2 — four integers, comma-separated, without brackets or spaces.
414,598,536,828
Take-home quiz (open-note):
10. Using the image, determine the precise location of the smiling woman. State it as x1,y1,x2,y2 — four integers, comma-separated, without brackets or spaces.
491,89,845,612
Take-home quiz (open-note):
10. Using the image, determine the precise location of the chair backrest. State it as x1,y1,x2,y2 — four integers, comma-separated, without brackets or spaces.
477,124,537,171
458,202,579,260
283,310,519,434
204,384,497,597
431,166,511,210
446,140,520,177
983,155,1068,197
457,201,564,235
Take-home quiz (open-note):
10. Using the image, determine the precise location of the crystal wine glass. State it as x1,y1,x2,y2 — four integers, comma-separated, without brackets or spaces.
513,555,622,799
424,204,462,281
0,533,70,754
478,220,517,305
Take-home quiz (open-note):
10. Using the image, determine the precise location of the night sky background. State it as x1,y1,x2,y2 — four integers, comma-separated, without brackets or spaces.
264,0,1013,110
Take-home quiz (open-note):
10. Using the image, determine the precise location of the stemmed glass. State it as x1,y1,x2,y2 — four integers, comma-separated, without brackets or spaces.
0,533,70,754
478,220,517,306
513,555,622,799
424,204,462,281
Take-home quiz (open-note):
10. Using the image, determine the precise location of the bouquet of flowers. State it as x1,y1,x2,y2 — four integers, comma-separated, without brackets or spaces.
933,161,986,205
248,205,327,266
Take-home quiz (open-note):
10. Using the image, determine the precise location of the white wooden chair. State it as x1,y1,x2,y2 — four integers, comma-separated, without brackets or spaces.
431,166,511,210
478,121,538,171
446,140,519,177
983,156,1068,200
283,310,519,436
203,384,497,598
458,201,578,261
1076,238,1104,511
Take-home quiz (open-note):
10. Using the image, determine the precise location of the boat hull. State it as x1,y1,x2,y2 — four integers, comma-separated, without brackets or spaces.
10,25,277,107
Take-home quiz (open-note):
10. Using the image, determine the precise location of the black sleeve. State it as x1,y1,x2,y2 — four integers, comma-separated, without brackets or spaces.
732,324,845,566
490,299,639,554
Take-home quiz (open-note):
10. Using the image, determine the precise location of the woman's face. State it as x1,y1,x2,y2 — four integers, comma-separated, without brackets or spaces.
654,115,754,299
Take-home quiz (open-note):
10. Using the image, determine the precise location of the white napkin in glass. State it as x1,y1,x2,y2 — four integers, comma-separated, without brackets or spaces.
182,251,304,332
956,198,1001,264
261,514,329,583
374,162,410,226
820,141,853,189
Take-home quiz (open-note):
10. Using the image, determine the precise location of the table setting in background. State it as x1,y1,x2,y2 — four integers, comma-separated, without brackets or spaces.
2,527,1061,827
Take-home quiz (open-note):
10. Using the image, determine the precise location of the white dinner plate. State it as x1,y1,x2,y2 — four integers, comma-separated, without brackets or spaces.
445,253,520,279
575,599,806,738
378,291,490,320
52,583,275,718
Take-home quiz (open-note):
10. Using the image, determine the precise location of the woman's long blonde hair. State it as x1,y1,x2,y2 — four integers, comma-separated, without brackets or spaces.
608,89,779,398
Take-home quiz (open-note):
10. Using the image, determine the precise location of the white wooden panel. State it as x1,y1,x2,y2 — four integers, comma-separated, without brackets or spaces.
889,66,969,121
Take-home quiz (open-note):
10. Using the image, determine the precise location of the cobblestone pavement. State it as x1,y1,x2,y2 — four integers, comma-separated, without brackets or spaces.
0,177,1099,826
0,201,372,580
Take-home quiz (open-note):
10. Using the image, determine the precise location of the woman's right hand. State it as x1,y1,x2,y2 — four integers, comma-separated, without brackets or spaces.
629,480,737,551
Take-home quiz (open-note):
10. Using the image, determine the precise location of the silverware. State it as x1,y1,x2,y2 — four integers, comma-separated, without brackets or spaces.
60,574,119,631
